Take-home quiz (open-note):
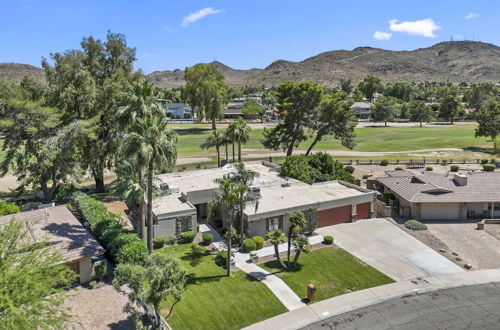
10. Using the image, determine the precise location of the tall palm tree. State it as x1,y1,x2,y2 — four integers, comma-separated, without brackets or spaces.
292,236,311,268
287,212,307,268
222,129,229,163
227,119,251,162
226,123,236,163
200,129,226,167
267,229,287,269
125,117,177,252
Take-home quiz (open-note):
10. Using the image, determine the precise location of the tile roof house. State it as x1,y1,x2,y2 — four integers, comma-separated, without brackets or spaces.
376,171,500,220
0,205,105,283
350,102,371,119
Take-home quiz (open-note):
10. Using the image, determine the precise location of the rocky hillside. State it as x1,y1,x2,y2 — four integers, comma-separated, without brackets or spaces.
147,41,500,88
0,63,45,84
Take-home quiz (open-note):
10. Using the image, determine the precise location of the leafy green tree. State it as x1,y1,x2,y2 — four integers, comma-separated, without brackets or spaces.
113,253,186,328
409,100,433,127
124,117,177,252
280,155,312,184
183,63,228,129
227,119,251,162
463,82,498,111
339,78,352,94
475,99,500,150
384,82,414,102
306,93,356,155
399,102,410,120
261,90,278,109
371,97,395,126
200,129,227,167
357,74,382,101
241,99,265,121
267,229,287,269
292,236,311,268
42,32,139,193
287,212,307,268
439,87,460,124
0,100,81,202
0,217,77,329
262,81,323,156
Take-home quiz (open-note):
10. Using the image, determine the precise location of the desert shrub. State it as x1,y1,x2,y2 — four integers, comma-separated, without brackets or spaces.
153,237,166,249
450,165,459,172
0,200,20,216
252,236,265,249
481,159,489,164
323,235,334,244
243,238,256,252
483,164,495,172
116,240,149,265
380,159,389,166
395,167,403,171
404,220,427,231
53,183,76,200
202,233,214,245
180,231,196,243
344,165,355,174
426,166,433,171
94,263,107,282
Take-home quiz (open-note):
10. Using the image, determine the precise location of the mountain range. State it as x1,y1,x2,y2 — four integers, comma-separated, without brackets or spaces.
2,41,500,88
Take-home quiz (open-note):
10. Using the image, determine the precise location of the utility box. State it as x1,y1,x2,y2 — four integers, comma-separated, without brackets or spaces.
307,284,316,301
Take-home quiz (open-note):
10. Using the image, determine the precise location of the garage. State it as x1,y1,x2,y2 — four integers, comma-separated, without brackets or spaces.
420,202,460,220
318,205,351,227
356,202,371,219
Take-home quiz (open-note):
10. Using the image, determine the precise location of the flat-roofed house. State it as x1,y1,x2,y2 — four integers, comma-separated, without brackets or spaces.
0,205,105,283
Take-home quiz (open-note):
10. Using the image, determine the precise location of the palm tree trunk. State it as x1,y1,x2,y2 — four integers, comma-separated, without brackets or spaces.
287,228,293,268
238,140,242,162
232,141,235,163
146,160,154,252
275,244,286,269
138,168,146,242
225,142,228,161
212,117,216,130
293,250,301,268
227,213,233,276
216,145,220,167
240,200,244,247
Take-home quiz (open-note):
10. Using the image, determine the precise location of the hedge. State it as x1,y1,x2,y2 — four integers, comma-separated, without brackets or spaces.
180,231,196,243
243,238,256,252
450,165,459,172
481,159,489,164
73,192,147,265
252,236,265,250
153,237,166,249
323,236,334,244
483,164,495,172
425,166,433,171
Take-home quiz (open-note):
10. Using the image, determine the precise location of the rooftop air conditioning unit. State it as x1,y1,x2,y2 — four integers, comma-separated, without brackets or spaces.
169,186,180,194
160,183,170,195
250,186,261,199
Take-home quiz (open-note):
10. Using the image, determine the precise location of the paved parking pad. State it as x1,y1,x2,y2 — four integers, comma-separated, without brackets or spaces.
316,218,463,281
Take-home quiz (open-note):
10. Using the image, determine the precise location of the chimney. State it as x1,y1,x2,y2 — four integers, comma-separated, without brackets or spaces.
453,173,468,186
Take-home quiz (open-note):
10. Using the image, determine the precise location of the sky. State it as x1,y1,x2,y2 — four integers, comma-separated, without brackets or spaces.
1,0,498,74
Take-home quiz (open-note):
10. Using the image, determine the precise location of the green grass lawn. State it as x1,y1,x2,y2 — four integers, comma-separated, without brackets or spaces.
261,247,394,302
156,244,287,330
173,124,494,157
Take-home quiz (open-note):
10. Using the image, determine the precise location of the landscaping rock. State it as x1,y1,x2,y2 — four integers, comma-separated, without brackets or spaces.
464,264,472,269
439,249,446,253
455,258,462,261
452,252,459,256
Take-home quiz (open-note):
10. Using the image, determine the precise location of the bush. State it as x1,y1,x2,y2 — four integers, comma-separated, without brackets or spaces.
243,238,256,252
323,236,334,244
481,159,489,164
483,164,495,172
0,200,20,216
153,237,166,249
180,231,196,243
395,167,403,171
94,263,107,282
53,183,76,200
191,244,209,255
362,174,371,179
89,280,97,289
252,236,265,250
116,240,149,265
166,236,177,245
426,166,433,171
380,159,389,166
216,250,234,267
345,165,355,174
202,233,214,245
441,160,448,166
383,193,394,204
404,220,427,231
450,165,459,172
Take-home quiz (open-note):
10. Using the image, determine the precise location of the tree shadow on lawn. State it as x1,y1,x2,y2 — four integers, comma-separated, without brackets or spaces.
174,127,212,136
185,273,226,286
179,245,211,267
261,260,304,274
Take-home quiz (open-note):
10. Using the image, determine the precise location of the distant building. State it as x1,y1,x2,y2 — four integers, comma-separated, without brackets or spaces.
159,101,194,119
350,102,371,119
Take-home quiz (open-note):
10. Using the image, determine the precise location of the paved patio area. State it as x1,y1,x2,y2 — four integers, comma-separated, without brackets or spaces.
316,218,463,281
425,221,500,270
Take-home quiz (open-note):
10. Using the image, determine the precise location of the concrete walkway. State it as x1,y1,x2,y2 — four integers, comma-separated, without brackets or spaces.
243,268,500,330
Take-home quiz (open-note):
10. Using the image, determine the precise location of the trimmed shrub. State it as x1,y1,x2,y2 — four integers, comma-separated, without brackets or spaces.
0,200,20,216
345,166,355,174
481,159,489,164
180,231,196,243
94,263,107,282
323,236,334,244
450,165,459,172
108,233,141,257
425,166,433,171
380,159,389,166
395,167,403,171
243,238,256,252
252,236,265,250
362,174,371,179
116,240,148,265
483,164,495,172
404,220,427,231
202,233,214,245
153,237,166,249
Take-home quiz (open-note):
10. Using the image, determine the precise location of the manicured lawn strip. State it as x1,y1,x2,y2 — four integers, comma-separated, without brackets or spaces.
157,244,287,330
261,247,394,302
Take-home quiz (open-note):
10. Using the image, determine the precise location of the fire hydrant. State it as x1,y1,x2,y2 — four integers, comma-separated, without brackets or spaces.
307,284,316,302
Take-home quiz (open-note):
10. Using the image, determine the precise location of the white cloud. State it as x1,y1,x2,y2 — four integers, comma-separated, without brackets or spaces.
373,31,392,40
389,18,441,38
182,7,223,27
465,12,479,20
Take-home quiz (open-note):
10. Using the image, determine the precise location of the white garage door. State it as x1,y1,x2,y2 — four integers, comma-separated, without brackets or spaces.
420,203,459,220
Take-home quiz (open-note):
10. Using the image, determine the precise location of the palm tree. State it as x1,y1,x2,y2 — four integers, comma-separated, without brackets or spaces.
200,129,226,167
222,129,229,163
125,117,177,252
267,229,287,269
227,119,251,162
226,123,236,163
287,212,307,268
292,236,311,268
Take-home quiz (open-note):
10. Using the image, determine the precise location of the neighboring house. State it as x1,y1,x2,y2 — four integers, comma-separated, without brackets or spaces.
159,101,194,119
376,171,500,220
0,205,105,283
153,162,375,237
223,103,244,119
350,102,371,119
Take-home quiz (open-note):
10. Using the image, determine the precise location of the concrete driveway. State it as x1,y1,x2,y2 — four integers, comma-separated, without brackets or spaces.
316,218,463,281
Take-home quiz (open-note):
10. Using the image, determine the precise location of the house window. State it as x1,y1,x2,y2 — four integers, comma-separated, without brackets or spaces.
266,216,283,231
